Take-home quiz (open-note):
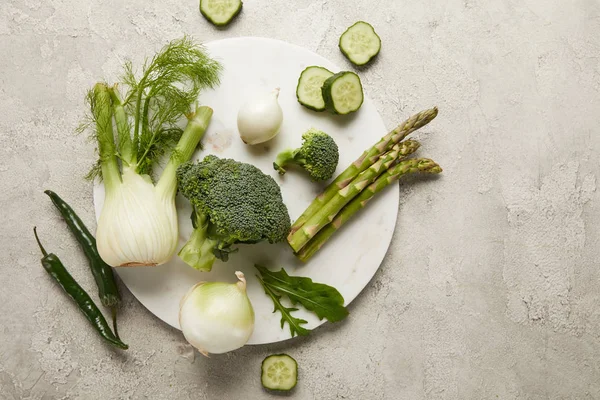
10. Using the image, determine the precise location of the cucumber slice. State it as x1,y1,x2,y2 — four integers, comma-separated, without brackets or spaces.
296,66,334,112
261,354,298,392
339,21,381,66
321,71,364,115
200,0,243,27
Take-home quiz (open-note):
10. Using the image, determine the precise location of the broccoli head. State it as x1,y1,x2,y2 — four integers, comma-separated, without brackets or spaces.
176,155,291,271
273,129,339,181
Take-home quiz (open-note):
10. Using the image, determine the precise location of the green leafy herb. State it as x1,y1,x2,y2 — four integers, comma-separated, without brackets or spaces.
256,275,310,338
255,265,349,337
83,36,222,181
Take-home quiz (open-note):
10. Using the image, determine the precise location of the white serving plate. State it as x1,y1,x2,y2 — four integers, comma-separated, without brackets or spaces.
93,37,398,345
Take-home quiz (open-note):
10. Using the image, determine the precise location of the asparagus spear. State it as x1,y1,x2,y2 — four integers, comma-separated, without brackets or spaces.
296,158,442,262
288,140,421,252
288,107,438,237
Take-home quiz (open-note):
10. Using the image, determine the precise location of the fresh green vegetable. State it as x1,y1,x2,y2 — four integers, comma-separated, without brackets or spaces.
237,88,283,145
177,210,217,272
200,0,242,27
289,107,438,238
83,37,221,267
177,156,291,271
339,21,382,66
273,129,339,181
179,272,254,356
297,156,442,262
288,140,420,252
261,354,298,392
44,190,122,337
33,228,128,350
256,275,310,337
255,265,348,337
256,265,348,321
296,66,334,111
321,71,364,114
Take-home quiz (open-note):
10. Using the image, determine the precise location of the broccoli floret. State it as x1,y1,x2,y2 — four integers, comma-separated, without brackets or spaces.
176,155,291,271
273,129,339,181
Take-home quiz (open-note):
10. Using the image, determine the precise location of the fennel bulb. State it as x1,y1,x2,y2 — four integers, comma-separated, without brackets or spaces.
86,37,222,267
96,167,178,267
179,272,255,355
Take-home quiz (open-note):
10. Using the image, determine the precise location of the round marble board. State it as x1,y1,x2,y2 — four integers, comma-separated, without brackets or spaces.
93,37,398,345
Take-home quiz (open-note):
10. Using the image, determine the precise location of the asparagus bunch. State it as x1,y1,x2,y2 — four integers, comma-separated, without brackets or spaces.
288,107,441,259
296,158,442,261
289,107,438,237
288,140,421,252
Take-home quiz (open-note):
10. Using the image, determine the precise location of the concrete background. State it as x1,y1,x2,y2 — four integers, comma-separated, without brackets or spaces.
1,0,599,399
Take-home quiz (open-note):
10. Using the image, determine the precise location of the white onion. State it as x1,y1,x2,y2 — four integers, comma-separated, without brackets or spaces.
179,271,255,356
237,88,283,145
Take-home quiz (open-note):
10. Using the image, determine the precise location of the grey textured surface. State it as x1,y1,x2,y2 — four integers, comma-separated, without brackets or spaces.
1,0,599,399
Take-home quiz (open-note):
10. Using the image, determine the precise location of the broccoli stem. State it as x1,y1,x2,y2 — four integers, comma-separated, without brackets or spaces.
296,158,442,262
92,83,121,194
273,149,301,175
109,87,136,167
288,107,438,236
178,211,217,272
156,106,213,197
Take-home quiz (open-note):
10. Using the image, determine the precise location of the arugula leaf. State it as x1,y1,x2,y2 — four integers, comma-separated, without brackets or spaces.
256,275,310,337
255,265,349,323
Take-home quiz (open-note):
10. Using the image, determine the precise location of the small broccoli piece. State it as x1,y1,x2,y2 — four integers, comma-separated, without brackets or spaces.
177,155,291,271
273,129,339,181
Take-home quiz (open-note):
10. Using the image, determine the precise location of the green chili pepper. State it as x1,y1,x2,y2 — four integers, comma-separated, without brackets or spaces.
44,190,121,338
34,227,128,350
